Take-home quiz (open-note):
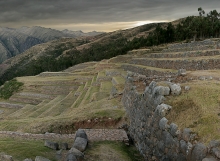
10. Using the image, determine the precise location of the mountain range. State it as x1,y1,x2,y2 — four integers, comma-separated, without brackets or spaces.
0,26,104,63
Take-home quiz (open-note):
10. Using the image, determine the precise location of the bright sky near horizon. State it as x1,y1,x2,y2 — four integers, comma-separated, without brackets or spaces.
0,0,220,32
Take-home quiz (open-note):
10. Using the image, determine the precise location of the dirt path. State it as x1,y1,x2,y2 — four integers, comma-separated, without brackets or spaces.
0,129,129,142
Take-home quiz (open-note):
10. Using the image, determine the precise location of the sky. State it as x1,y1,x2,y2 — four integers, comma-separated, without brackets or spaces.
0,0,220,32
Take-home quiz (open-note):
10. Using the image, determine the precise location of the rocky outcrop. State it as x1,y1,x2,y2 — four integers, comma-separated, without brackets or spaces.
122,77,220,161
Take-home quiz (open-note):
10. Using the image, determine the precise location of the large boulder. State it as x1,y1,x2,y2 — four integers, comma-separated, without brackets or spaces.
153,86,170,96
65,153,77,161
168,83,181,95
35,156,51,161
23,159,33,161
68,148,84,161
44,140,59,150
75,129,88,140
72,137,88,152
188,143,207,161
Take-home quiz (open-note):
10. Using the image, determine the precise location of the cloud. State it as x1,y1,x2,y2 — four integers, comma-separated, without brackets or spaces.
0,0,220,31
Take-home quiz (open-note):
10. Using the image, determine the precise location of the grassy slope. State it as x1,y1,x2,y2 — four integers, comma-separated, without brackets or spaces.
166,80,220,143
84,141,144,161
0,138,56,161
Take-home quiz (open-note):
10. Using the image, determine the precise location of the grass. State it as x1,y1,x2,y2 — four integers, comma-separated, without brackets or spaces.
112,76,125,85
100,81,112,93
165,80,220,144
84,141,144,161
0,79,23,99
97,71,106,81
0,137,56,161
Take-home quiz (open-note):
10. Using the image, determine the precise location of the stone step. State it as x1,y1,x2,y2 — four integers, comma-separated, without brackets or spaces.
130,55,220,70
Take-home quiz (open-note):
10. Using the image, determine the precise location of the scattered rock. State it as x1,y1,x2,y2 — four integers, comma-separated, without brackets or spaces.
178,69,186,76
199,76,206,80
23,159,33,161
184,86,190,91
44,140,59,150
35,156,51,161
0,154,13,161
72,137,88,152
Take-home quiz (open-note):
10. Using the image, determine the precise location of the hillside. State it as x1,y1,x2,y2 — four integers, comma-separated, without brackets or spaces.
0,22,161,85
0,26,103,63
0,39,220,160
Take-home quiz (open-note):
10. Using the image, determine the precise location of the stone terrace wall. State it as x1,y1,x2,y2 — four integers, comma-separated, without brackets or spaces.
122,78,220,161
121,64,177,77
163,39,217,52
130,58,220,70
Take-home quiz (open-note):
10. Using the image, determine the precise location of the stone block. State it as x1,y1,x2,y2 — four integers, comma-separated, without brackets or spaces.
72,137,88,152
44,140,59,150
75,129,88,140
35,156,51,161
188,143,207,161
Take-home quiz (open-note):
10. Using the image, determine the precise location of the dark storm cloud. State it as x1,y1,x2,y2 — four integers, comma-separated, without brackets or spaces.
0,0,220,31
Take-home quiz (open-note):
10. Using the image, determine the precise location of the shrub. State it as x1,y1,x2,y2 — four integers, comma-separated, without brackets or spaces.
0,79,23,99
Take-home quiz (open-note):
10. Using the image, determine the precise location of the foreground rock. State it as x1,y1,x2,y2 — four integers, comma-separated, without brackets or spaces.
75,129,88,140
67,148,84,161
44,140,59,150
167,82,181,95
0,154,13,161
35,156,51,161
72,137,88,152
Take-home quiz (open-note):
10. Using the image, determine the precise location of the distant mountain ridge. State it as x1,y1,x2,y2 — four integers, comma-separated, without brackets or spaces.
0,26,104,63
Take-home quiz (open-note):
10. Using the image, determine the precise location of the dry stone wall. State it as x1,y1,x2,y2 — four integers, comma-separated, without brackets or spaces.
122,78,220,161
163,39,217,52
148,50,220,58
121,64,176,77
130,58,220,71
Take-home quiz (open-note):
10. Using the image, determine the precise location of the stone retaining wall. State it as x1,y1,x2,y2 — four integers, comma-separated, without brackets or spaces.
148,50,220,58
130,58,220,70
163,39,217,53
122,78,220,161
121,64,177,77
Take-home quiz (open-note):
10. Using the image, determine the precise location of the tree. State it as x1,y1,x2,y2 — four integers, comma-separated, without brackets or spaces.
198,7,205,17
